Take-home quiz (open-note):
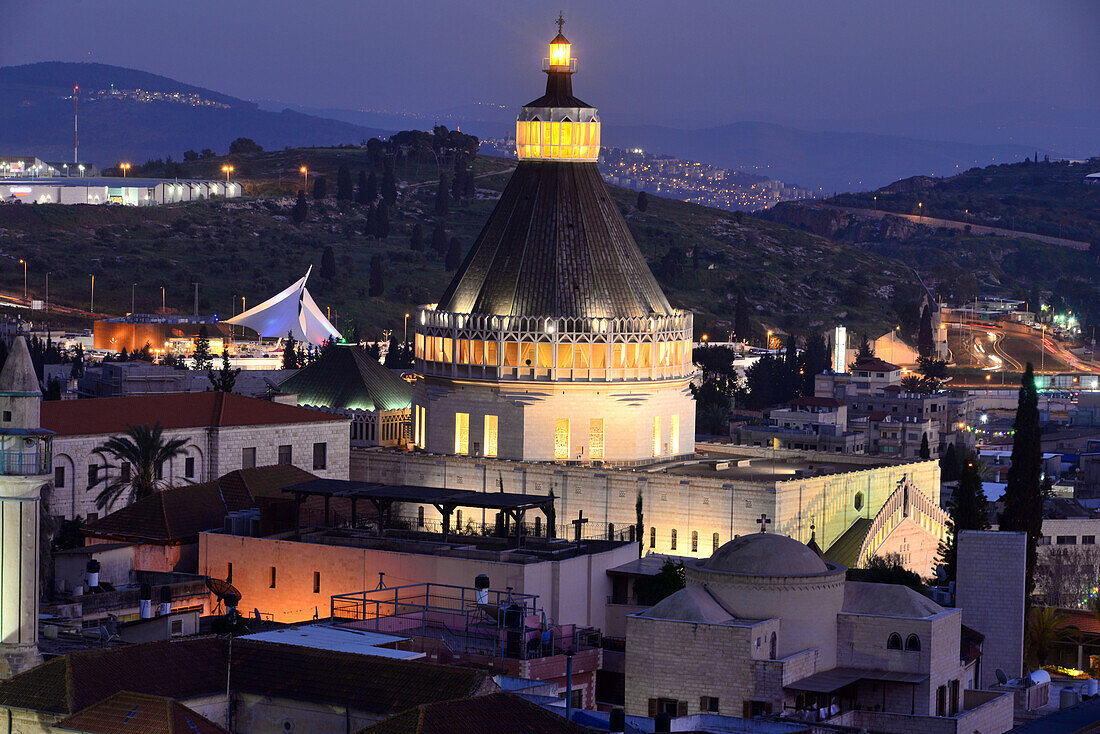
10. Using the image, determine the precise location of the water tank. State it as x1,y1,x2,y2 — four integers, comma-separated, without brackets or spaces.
1060,688,1080,709
1084,679,1099,696
474,574,490,605
86,559,101,589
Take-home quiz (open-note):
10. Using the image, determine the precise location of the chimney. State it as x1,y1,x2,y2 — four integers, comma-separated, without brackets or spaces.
86,559,100,589
139,583,153,619
609,708,625,733
158,585,172,616
654,712,671,733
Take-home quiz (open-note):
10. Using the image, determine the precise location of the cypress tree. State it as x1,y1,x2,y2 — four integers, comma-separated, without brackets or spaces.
734,291,751,343
356,170,369,205
940,442,959,482
445,237,462,271
783,333,799,399
409,223,424,252
636,190,648,212
292,190,308,223
320,246,337,280
919,433,930,460
431,222,448,255
434,176,449,217
381,162,396,205
192,325,213,371
367,172,378,202
376,201,390,239
364,204,378,238
369,254,385,297
999,363,1043,607
918,304,934,359
282,332,298,369
312,176,327,200
937,454,990,582
336,165,353,201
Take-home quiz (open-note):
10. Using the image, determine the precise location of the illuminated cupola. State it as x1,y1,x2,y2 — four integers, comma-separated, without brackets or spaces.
516,15,600,162
411,18,694,466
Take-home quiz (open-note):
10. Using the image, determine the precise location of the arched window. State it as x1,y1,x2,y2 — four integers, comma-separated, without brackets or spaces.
713,533,720,553
854,492,864,511
417,506,424,528
905,634,921,652
887,633,902,650
607,523,615,541
691,531,698,552
670,529,677,550
533,515,541,536
769,631,777,659
650,527,656,549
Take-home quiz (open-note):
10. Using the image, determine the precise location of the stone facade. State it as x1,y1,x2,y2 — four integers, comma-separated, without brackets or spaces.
956,530,1026,688
49,419,349,521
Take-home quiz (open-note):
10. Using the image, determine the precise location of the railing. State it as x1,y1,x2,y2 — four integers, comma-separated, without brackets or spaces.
0,434,51,476
857,480,949,566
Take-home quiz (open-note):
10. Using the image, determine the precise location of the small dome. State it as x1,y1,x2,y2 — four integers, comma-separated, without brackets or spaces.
703,533,830,576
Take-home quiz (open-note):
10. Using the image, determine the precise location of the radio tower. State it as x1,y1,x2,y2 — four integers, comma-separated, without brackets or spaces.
73,85,79,165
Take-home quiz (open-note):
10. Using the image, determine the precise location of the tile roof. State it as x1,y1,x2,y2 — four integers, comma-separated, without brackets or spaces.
42,392,346,438
436,161,674,319
356,692,592,734
51,690,228,734
0,638,493,717
277,345,412,413
83,465,316,543
852,357,901,373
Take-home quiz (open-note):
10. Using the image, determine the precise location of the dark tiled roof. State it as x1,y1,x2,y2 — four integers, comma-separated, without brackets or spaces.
436,161,674,320
852,357,901,373
0,638,493,717
51,690,229,734
524,68,590,109
84,465,316,543
823,517,873,569
356,692,590,734
277,346,412,413
42,392,346,437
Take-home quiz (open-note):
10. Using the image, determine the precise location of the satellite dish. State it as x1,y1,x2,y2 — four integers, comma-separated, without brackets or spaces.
206,577,241,602
996,669,1009,684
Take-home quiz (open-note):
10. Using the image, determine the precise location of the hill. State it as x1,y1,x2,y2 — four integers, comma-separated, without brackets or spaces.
0,145,924,343
0,62,390,166
764,159,1100,333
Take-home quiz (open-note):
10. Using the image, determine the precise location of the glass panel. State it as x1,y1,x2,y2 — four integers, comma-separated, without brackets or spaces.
557,343,574,369
415,333,424,359
573,344,590,368
488,341,499,366
671,414,680,455
458,339,470,364
503,341,519,366
554,418,570,460
521,342,536,367
613,344,626,369
537,343,552,368
641,342,653,368
653,416,661,457
592,342,607,369
589,419,604,460
471,340,484,365
626,343,638,369
454,413,469,454
442,338,453,363
484,415,498,457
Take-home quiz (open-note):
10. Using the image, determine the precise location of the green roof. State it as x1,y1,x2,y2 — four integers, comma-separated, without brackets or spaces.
823,517,873,569
277,345,412,413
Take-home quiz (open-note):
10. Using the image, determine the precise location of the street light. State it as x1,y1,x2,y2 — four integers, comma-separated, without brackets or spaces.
404,313,410,345
918,201,923,222
161,286,165,313
120,163,131,178
222,165,234,183
18,259,26,302
90,274,94,313
300,166,308,191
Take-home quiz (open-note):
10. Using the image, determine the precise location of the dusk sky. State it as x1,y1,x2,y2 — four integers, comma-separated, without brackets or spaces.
3,0,1098,131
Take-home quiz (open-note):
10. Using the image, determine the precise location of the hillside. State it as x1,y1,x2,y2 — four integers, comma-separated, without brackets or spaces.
764,159,1100,332
0,146,923,343
0,62,390,166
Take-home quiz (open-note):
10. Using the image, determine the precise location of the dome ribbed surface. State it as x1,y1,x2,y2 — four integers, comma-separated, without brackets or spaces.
703,533,830,576
437,161,674,319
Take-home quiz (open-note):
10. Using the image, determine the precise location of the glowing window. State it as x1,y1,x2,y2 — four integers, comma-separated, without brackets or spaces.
516,120,600,161
671,414,680,455
484,415,498,458
557,343,574,369
454,413,469,455
521,342,536,367
573,344,590,368
415,333,424,359
442,338,453,363
471,340,484,365
589,419,604,460
487,341,499,366
503,341,519,366
591,343,607,369
537,343,552,368
554,418,570,459
653,416,662,457
458,339,470,364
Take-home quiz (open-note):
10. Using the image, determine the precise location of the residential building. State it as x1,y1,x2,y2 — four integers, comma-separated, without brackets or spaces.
737,397,865,454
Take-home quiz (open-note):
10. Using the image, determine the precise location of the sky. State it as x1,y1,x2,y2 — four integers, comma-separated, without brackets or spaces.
2,0,1098,132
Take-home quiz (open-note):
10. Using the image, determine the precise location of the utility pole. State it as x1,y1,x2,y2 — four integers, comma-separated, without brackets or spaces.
192,282,200,317
73,85,79,164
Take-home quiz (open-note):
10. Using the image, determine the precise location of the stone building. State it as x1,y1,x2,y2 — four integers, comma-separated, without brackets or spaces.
410,26,694,465
624,532,1014,733
42,392,350,521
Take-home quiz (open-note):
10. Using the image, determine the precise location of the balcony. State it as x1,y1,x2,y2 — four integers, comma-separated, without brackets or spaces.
0,432,52,476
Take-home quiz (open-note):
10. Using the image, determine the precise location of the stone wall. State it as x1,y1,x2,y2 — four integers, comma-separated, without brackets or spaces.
956,530,1026,688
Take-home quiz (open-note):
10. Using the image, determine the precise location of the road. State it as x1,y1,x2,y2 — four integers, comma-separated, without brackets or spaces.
947,322,1093,374
0,289,101,320
824,205,1091,251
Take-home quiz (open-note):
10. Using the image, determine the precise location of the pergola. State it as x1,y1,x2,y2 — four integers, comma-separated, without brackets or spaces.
282,478,557,543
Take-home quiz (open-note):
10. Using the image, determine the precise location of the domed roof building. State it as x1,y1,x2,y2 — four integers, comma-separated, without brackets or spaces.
411,21,694,465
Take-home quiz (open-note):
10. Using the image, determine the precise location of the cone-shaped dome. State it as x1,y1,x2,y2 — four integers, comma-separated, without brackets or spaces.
437,162,673,319
0,337,41,395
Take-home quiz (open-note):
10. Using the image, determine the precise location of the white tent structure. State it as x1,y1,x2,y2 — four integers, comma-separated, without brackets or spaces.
225,266,341,345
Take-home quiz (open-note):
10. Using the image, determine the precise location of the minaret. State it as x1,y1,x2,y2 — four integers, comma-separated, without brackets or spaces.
0,337,50,679
413,20,694,465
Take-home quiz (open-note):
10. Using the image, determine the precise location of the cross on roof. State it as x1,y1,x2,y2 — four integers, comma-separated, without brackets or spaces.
756,513,770,533
556,12,565,34
571,510,588,543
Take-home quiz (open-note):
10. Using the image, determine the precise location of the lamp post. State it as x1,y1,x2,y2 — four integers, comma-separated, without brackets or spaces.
222,165,234,183
161,286,165,313
918,201,923,222
873,195,877,211
45,272,50,314
120,163,131,178
18,259,26,302
300,166,308,191
89,275,94,313
131,283,136,315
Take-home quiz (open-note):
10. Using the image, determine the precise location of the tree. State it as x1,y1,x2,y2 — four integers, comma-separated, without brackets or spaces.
1000,363,1044,609
635,560,685,606
366,171,379,203
409,223,424,252
376,201,390,239
192,326,213,371
635,492,644,557
783,332,799,397
336,165,353,201
88,423,189,510
320,246,337,280
381,161,397,205
940,443,960,482
183,149,199,162
800,332,828,395
920,433,931,460
1027,608,1077,667
936,454,990,581
734,291,752,343
312,176,327,201
846,553,926,593
208,350,241,393
445,237,462,271
70,344,85,379
901,374,926,394
282,332,299,369
228,137,263,155
292,190,308,223
916,356,948,391
431,222,448,255
369,254,385,297
636,190,648,212
356,170,370,205
385,332,414,369
434,176,449,217
855,333,875,362
918,305,935,359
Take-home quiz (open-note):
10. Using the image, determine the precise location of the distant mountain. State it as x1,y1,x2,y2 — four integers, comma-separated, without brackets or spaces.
0,62,391,167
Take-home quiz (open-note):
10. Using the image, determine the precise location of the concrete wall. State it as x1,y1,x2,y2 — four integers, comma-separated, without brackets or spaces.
956,530,1026,688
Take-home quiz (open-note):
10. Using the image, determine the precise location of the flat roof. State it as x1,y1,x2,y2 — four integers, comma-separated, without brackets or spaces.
664,454,893,482
3,177,233,187
785,667,928,693
241,625,423,660
284,478,555,511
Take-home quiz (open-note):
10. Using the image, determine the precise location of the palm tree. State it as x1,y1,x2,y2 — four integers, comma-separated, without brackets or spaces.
900,374,926,394
89,423,189,511
1027,607,1078,667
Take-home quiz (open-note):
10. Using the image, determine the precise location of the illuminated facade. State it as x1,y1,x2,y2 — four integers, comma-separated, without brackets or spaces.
412,22,694,465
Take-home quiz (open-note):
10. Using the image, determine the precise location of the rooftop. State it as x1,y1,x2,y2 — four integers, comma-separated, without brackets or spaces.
3,176,233,187
41,392,347,437
851,357,902,373
663,448,911,483
277,344,412,412
51,690,229,734
356,692,592,734
699,533,832,577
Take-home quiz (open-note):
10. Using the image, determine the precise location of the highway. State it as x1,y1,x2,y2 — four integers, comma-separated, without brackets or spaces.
947,322,1093,374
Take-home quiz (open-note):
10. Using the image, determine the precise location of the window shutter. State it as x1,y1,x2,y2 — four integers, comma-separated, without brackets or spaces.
677,700,687,717
700,696,707,712
648,698,657,717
